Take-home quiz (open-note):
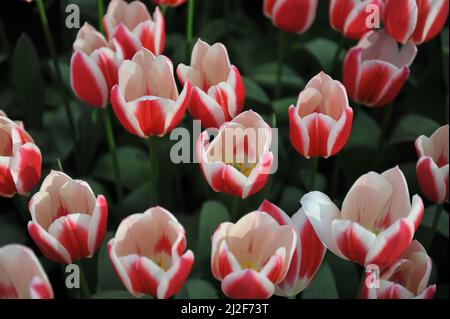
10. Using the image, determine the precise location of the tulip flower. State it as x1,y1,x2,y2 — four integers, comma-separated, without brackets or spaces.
415,125,449,204
211,211,297,299
0,111,42,198
361,240,436,299
108,206,194,299
111,48,191,138
302,166,424,269
28,170,108,264
197,110,273,199
289,72,353,159
153,0,187,7
70,23,119,108
177,39,245,129
103,0,165,59
258,200,326,297
384,0,449,45
343,30,417,107
329,0,384,39
263,0,319,33
0,244,53,299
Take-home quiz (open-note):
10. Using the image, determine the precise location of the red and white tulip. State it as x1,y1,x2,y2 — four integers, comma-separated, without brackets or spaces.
415,125,449,204
263,0,319,34
0,244,53,299
70,23,119,108
302,166,424,269
28,171,108,264
361,240,436,299
258,200,326,297
153,0,187,7
289,71,353,158
108,206,194,299
383,0,449,45
343,30,417,108
211,211,297,299
111,48,191,138
196,110,273,199
177,39,245,129
103,0,165,59
0,111,41,198
329,0,384,39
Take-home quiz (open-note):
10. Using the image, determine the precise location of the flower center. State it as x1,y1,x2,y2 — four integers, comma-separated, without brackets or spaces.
228,162,257,177
240,261,261,272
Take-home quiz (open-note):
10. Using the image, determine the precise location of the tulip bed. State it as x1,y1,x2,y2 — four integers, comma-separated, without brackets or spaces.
0,0,448,300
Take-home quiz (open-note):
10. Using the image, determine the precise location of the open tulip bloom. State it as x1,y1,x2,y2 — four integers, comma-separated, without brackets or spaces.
289,71,353,158
211,211,297,299
302,166,424,269
103,0,165,59
177,39,245,129
361,240,436,299
0,111,42,198
28,171,108,264
111,48,191,138
108,206,194,299
197,110,274,199
415,125,449,204
343,30,417,108
0,244,53,299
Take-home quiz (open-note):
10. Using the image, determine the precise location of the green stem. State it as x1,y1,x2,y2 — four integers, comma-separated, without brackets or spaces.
97,0,105,33
230,196,240,222
102,109,123,202
308,157,319,191
275,30,286,99
148,136,159,206
428,205,443,250
74,261,91,299
160,5,168,16
186,0,195,60
330,36,345,75
56,158,64,171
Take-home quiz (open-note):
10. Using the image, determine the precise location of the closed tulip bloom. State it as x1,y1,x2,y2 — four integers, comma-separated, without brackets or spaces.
263,0,318,33
70,23,119,108
0,244,53,299
211,211,297,299
28,171,108,264
153,0,187,7
258,200,326,297
343,30,417,107
197,110,273,199
111,48,191,138
384,0,449,45
103,0,165,59
415,125,449,204
302,166,424,269
0,112,41,198
361,240,436,299
289,71,353,158
177,39,245,129
108,206,194,299
329,0,384,39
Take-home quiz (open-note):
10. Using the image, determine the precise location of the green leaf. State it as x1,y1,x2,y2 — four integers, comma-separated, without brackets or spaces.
302,261,339,299
186,279,219,299
421,205,449,238
272,97,297,124
243,76,270,105
346,110,380,150
0,212,27,246
389,115,440,145
327,253,360,299
97,231,124,292
279,186,303,214
441,27,449,88
252,63,304,89
304,38,340,72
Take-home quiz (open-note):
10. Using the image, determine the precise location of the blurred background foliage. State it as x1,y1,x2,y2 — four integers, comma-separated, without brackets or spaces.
0,0,448,299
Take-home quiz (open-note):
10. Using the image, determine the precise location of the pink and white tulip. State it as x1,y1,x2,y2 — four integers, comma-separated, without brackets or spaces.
177,39,245,129
153,0,187,7
211,211,297,299
70,23,119,108
343,30,417,108
415,125,449,204
263,0,319,34
111,48,191,138
361,240,436,299
197,110,273,199
302,166,424,269
0,111,41,197
258,200,326,297
329,0,384,39
108,206,194,299
289,71,353,158
383,0,449,45
0,244,53,299
103,0,165,59
28,171,108,264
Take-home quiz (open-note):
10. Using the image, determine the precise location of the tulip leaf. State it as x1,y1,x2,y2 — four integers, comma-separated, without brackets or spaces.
327,253,360,299
185,279,219,299
421,205,449,239
346,110,381,150
441,27,449,88
279,186,304,215
243,76,270,105
304,38,342,73
251,63,304,89
389,115,440,145
0,212,27,246
272,96,297,124
97,231,124,292
302,260,339,299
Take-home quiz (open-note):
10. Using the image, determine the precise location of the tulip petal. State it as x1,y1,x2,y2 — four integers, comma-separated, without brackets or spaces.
112,23,141,60
221,269,275,299
9,143,41,196
384,0,418,44
88,195,108,256
0,157,16,197
190,87,226,129
157,250,194,299
417,156,447,204
28,222,72,264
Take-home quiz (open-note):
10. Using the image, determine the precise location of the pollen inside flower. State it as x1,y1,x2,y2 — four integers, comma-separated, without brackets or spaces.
229,162,257,177
240,261,261,272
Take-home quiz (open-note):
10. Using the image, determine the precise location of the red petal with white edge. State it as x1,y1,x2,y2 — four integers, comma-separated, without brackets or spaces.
112,24,141,60
411,0,449,44
217,241,241,279
221,165,245,197
327,106,353,157
133,98,172,137
87,195,108,256
258,200,292,226
190,87,226,129
406,195,424,232
329,0,354,32
242,152,274,198
134,22,157,55
28,222,72,264
222,269,275,299
107,241,136,295
227,66,245,117
373,67,409,107
272,0,317,33
92,48,118,94
343,0,384,40
153,7,165,55
260,247,285,284
157,250,194,299
332,219,376,266
374,281,415,299
384,0,417,44
416,285,436,299
289,105,309,157
0,158,16,197
70,51,108,108
29,276,53,299
10,143,41,195
164,81,191,133
417,156,447,204
304,113,334,158
111,85,146,138
263,0,277,17
343,48,362,100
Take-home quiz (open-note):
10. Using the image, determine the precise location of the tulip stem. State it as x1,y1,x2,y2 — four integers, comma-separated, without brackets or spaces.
275,30,286,99
102,108,124,202
230,196,241,222
75,261,91,299
186,0,195,60
428,204,444,250
148,136,159,206
308,157,319,191
97,0,105,34
330,36,345,75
